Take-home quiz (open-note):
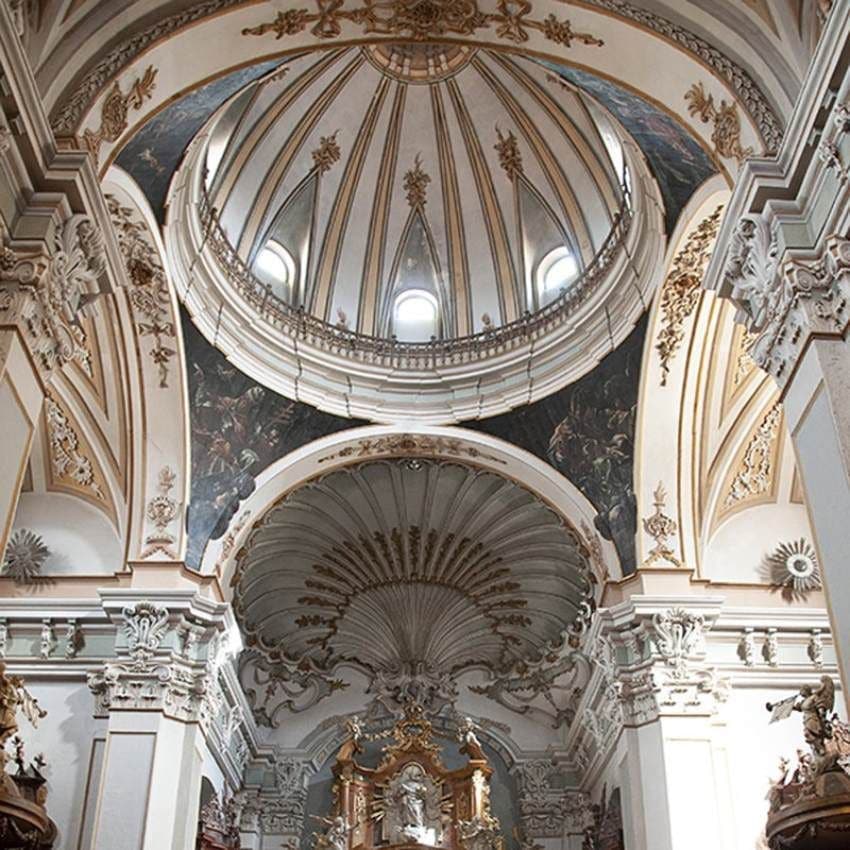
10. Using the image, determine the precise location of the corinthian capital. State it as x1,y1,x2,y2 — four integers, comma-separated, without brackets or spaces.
0,214,107,375
721,218,850,387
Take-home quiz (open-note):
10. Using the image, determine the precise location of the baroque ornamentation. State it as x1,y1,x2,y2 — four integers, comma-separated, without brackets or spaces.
106,195,177,387
404,154,430,209
656,206,723,384
641,483,680,567
721,219,850,383
82,66,157,159
515,761,593,839
122,601,169,666
685,82,754,164
765,676,850,846
725,403,781,508
141,466,180,559
761,538,822,601
235,459,595,725
494,128,522,180
242,1,604,48
2,529,50,584
44,394,105,500
652,608,703,680
317,433,506,465
0,214,106,375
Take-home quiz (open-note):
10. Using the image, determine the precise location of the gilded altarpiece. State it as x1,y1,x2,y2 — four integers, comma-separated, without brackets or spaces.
315,709,503,850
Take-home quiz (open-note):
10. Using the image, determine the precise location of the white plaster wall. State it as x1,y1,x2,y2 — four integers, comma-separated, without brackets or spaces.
14,678,104,850
12,493,122,574
702,502,813,583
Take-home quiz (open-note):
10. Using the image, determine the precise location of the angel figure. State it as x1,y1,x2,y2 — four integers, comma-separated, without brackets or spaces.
0,661,46,759
767,676,842,759
312,815,350,850
457,717,485,760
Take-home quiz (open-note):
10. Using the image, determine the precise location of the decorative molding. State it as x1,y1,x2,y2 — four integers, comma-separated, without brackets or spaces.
641,482,681,567
44,393,105,500
241,2,604,48
0,214,106,376
723,402,781,509
311,133,341,174
141,466,180,559
760,538,822,601
685,82,753,164
514,761,592,839
122,600,169,667
403,154,430,209
656,206,723,384
106,195,177,387
316,433,507,465
2,529,49,584
82,66,157,160
720,214,850,385
494,128,522,180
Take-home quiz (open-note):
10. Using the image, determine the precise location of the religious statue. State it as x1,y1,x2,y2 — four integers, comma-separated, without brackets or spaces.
456,718,485,761
312,815,351,850
396,776,427,831
767,675,843,758
0,662,46,764
764,675,850,846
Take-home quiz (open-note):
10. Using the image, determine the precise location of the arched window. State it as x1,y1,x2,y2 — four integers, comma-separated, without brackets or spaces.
253,239,295,295
537,246,579,305
393,289,439,342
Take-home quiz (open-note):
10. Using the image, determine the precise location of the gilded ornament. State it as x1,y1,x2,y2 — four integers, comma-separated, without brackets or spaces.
83,66,158,160
44,394,105,500
685,82,754,164
724,402,781,508
641,482,680,567
494,128,522,180
404,154,430,209
656,206,723,385
107,195,177,387
2,529,50,584
317,433,506,464
312,133,341,173
242,0,603,48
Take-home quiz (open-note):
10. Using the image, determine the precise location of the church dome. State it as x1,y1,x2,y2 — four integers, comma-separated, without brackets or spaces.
167,45,664,422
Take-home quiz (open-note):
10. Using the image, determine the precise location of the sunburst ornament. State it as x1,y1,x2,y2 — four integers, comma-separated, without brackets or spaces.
762,538,821,601
3,528,50,584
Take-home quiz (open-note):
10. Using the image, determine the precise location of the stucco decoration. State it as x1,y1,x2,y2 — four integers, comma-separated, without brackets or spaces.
233,458,596,726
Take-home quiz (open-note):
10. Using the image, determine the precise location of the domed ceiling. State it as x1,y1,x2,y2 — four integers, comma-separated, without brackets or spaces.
203,46,624,337
233,459,596,725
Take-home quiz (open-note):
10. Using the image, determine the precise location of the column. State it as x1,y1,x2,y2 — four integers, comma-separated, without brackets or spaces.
86,592,233,850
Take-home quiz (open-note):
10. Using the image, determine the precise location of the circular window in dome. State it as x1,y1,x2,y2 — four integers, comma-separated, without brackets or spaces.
537,246,580,305
393,289,439,342
254,240,295,295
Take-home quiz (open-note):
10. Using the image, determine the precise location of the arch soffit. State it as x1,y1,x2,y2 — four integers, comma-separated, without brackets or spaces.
206,423,616,589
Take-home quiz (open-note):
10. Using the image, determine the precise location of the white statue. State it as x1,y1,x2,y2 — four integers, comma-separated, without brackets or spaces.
397,777,427,830
312,815,350,850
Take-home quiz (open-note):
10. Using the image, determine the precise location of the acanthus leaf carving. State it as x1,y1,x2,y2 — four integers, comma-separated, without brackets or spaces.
656,206,723,384
82,66,158,160
685,82,754,164
241,1,604,48
44,393,105,500
1,214,107,376
122,600,170,667
141,466,180,559
106,195,178,388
